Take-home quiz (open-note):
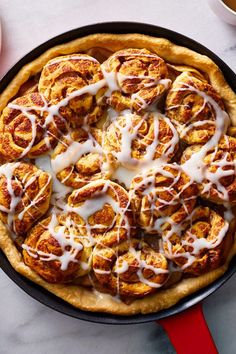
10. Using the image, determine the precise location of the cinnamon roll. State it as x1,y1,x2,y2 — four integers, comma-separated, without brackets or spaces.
93,238,168,298
0,93,67,161
129,164,198,234
101,48,171,112
165,72,229,144
103,111,179,171
0,162,52,236
162,206,232,275
0,33,235,315
181,135,236,204
67,180,133,246
38,54,107,127
22,213,91,283
51,127,109,189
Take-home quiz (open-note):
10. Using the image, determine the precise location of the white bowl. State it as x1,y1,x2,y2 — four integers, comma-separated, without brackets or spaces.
208,0,236,25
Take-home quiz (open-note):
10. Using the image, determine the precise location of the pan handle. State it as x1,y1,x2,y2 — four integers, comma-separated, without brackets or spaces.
158,303,218,354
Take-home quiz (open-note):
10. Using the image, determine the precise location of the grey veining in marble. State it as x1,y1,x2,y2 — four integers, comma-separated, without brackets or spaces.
0,271,175,354
0,0,235,353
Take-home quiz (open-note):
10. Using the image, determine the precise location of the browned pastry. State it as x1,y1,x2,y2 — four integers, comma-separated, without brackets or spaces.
86,47,113,63
67,179,134,246
166,64,208,83
38,54,107,127
103,111,179,170
162,206,233,275
0,162,52,236
51,127,109,189
165,72,228,144
0,93,67,161
0,35,235,315
101,48,171,112
22,213,91,283
181,135,236,204
17,76,39,96
129,164,198,234
93,238,169,299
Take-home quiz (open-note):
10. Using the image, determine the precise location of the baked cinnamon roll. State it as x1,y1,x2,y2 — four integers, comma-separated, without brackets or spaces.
93,238,168,298
130,164,198,234
51,127,109,189
38,54,107,127
0,34,235,314
67,180,133,246
181,135,236,204
165,72,229,144
101,48,171,112
0,162,52,236
103,111,179,170
162,206,232,275
22,213,91,283
0,93,67,161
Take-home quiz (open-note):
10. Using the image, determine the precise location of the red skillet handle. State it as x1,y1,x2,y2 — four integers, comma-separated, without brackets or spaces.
158,303,218,354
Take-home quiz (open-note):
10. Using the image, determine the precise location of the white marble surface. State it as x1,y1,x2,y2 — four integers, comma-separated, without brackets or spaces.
0,0,235,353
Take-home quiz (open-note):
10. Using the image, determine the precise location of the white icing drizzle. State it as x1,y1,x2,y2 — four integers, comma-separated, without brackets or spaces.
2,52,233,296
0,163,21,230
22,213,85,271
117,112,177,167
102,50,171,103
102,67,171,103
112,166,140,188
17,173,51,221
129,163,196,233
7,78,107,159
22,180,133,277
178,84,232,199
47,79,106,114
0,162,51,236
160,207,229,270
35,155,72,203
105,111,179,188
51,128,102,175
114,246,168,288
8,97,68,158
102,69,119,96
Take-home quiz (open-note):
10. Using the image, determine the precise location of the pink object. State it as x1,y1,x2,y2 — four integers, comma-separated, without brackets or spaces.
0,19,1,53
208,0,236,25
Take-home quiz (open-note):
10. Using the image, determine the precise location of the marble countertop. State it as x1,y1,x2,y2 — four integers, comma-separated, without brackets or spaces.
0,0,235,353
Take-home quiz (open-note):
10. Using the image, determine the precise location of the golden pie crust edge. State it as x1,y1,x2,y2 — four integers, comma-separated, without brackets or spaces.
0,33,235,315
1,221,235,315
1,33,236,119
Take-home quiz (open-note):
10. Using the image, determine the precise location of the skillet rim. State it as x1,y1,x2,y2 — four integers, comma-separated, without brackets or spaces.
0,21,236,324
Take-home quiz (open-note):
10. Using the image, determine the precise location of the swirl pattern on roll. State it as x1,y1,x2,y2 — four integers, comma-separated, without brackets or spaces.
103,111,179,170
93,238,168,298
130,164,198,234
101,48,171,112
0,44,234,305
38,54,107,127
66,180,133,246
22,213,92,283
165,72,228,144
181,135,236,204
0,93,67,161
162,207,231,275
51,127,109,189
0,162,52,236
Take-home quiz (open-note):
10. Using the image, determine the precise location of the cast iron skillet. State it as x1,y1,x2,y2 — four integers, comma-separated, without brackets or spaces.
0,23,236,330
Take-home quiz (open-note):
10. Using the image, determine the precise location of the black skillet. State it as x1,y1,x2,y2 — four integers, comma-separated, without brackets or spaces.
0,22,236,354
